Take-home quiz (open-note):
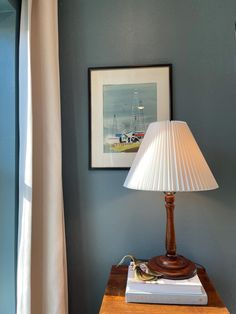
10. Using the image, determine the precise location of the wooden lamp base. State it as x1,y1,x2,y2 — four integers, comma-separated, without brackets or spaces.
147,192,197,280
148,254,197,279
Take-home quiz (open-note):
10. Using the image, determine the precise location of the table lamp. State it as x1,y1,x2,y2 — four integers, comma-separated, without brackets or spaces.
124,120,218,279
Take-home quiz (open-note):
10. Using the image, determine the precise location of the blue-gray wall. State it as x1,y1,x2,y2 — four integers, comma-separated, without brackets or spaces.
0,0,19,313
0,10,16,314
59,1,236,313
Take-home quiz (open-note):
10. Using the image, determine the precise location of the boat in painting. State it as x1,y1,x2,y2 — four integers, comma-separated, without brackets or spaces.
105,101,146,153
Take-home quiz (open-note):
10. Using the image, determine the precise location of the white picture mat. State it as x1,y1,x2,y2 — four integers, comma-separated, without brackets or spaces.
90,66,171,168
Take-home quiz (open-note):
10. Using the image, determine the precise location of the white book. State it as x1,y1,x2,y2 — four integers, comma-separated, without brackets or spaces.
125,264,208,305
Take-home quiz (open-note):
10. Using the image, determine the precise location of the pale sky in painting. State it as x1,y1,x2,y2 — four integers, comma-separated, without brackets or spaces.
103,83,157,134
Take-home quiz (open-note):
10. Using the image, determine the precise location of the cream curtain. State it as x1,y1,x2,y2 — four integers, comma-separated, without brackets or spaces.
17,0,68,313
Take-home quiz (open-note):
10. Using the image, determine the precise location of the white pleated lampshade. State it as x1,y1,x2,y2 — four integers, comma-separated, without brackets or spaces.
124,121,218,192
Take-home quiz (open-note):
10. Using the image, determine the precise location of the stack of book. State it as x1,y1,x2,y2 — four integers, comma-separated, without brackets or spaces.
125,264,208,305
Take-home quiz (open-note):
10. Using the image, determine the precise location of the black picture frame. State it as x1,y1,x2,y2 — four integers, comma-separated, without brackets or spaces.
89,64,173,169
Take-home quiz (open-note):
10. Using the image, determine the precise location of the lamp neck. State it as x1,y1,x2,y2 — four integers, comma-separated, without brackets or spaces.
164,192,176,257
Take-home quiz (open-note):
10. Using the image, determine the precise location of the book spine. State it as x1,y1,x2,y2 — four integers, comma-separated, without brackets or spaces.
127,283,202,295
125,293,208,305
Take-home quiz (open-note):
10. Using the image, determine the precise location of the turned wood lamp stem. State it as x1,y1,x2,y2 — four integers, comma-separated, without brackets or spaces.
147,192,197,279
165,192,176,257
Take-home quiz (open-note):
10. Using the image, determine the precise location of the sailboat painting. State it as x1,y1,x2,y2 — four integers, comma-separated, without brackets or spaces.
103,83,157,153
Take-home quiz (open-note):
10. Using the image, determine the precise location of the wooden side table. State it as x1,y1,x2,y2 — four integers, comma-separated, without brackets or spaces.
99,265,229,314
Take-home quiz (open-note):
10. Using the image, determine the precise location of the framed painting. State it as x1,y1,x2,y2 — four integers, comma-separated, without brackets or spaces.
89,64,172,169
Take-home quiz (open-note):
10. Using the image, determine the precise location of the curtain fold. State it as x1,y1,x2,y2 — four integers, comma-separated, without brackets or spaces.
17,0,68,313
